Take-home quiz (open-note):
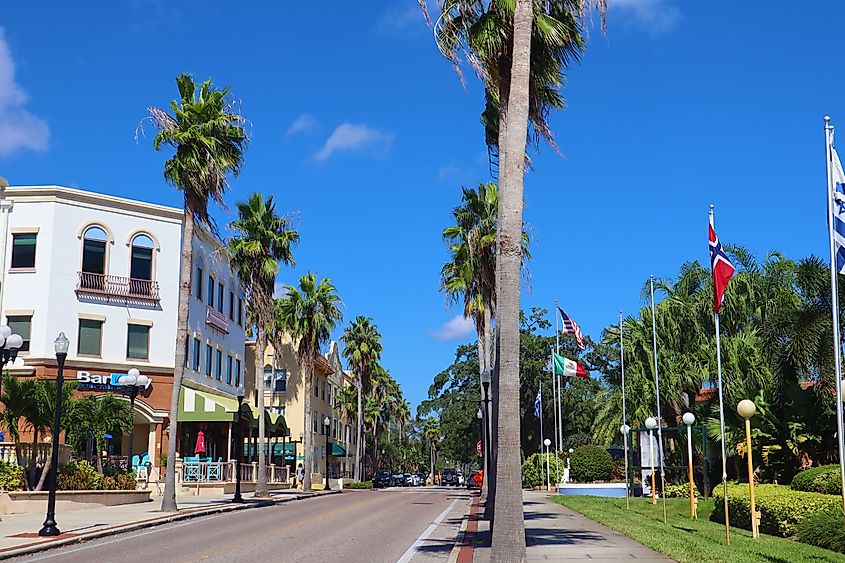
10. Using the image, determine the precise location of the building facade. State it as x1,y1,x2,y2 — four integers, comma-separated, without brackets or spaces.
0,185,245,476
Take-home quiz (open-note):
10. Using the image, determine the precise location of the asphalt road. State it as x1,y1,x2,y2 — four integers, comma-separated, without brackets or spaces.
13,487,471,563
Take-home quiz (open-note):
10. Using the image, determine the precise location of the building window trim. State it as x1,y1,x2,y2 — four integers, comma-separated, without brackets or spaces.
11,232,38,270
126,323,150,361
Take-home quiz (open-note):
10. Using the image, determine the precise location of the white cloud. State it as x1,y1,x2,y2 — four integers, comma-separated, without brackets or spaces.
433,315,475,341
286,113,317,137
376,4,426,35
314,123,394,162
0,28,49,156
437,162,472,184
608,0,680,34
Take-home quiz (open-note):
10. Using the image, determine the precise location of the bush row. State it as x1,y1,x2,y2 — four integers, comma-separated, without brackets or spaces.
522,452,567,488
57,460,136,491
0,461,25,491
712,483,840,537
663,481,700,499
344,481,373,489
791,464,840,495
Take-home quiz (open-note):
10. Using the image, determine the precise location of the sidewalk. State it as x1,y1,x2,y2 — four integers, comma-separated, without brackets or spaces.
0,488,339,560
466,491,670,562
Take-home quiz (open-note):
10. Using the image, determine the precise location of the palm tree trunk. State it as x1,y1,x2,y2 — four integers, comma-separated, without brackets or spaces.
355,379,363,481
35,450,50,491
482,306,493,498
490,1,532,560
161,202,195,512
255,326,269,497
302,355,314,491
28,429,38,490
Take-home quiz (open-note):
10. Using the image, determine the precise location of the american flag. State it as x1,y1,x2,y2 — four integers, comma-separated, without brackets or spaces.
557,306,585,350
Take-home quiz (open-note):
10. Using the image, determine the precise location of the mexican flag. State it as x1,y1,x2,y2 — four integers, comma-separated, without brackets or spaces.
553,352,588,379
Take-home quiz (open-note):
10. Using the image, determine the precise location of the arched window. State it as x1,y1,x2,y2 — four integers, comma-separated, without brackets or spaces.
82,226,108,275
130,234,155,281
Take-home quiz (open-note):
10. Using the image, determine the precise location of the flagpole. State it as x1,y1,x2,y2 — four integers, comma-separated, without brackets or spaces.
620,310,629,509
539,381,544,454
710,204,731,545
649,275,668,524
824,116,845,517
555,300,563,455
551,346,560,485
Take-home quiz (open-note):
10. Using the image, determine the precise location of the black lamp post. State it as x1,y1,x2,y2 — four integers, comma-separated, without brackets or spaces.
480,369,491,492
0,324,24,396
39,332,69,537
323,416,331,491
233,392,245,503
118,368,149,472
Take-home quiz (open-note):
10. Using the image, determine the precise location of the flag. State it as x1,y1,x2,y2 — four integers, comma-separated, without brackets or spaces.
534,388,542,418
831,139,845,273
553,353,588,379
557,306,585,349
708,223,735,313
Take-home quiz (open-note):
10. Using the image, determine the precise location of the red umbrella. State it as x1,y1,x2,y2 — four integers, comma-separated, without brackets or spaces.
194,431,206,455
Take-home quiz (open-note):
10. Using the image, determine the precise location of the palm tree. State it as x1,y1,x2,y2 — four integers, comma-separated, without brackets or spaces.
65,394,133,474
147,74,247,511
342,316,383,481
364,397,381,469
424,417,441,484
229,193,298,496
0,375,34,469
276,273,342,491
337,385,358,476
395,399,411,445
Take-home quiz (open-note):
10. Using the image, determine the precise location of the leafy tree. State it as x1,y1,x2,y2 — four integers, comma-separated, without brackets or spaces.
0,374,34,468
147,74,247,511
65,394,132,476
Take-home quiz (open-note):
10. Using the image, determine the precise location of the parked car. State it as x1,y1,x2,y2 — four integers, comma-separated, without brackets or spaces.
373,470,392,488
392,473,405,486
415,473,427,486
442,468,459,486
404,473,416,486
457,472,465,486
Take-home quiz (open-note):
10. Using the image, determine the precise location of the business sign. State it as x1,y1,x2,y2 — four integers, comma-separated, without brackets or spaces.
75,371,150,391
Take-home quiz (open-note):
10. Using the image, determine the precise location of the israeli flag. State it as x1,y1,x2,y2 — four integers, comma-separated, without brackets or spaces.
831,138,845,273
534,387,542,418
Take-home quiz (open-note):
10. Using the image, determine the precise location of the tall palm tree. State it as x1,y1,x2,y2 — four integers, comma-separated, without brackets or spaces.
395,399,411,445
276,273,342,491
363,396,381,469
424,417,441,484
148,74,247,511
229,193,298,497
337,385,358,475
341,316,382,481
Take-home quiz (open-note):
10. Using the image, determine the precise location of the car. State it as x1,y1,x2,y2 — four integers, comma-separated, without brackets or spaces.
441,468,459,486
404,473,415,486
457,472,465,486
392,473,405,486
373,470,392,488
415,473,427,486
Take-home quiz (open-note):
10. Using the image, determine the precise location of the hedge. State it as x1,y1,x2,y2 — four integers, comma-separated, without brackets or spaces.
663,481,700,499
570,445,613,483
0,461,25,491
712,483,841,537
345,481,373,489
791,465,841,495
57,460,136,491
797,508,845,554
522,452,565,488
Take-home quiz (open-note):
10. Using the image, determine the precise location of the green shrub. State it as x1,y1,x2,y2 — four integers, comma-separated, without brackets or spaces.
791,465,840,495
797,508,845,554
569,446,613,483
57,460,102,491
0,461,25,491
522,452,565,488
345,481,373,489
663,481,700,498
610,459,626,481
712,483,841,537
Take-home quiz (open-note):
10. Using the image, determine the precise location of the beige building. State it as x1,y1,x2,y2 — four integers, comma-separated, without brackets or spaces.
244,337,357,482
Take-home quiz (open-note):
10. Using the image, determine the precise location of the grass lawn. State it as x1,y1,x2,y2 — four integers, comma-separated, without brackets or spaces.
553,495,845,563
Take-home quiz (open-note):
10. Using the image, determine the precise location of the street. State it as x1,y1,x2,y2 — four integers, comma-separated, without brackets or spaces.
10,488,471,563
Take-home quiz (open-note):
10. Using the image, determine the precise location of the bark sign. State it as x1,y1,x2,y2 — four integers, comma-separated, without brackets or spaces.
491,0,533,560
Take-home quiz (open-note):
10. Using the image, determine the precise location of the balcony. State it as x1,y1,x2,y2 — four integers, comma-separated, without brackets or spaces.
76,272,160,304
206,306,229,333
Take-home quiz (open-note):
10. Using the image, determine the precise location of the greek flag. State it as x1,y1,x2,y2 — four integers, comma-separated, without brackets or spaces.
832,138,845,273
534,387,542,418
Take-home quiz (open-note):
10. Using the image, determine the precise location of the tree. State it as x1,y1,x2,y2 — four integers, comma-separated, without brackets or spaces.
229,193,298,496
276,273,342,491
65,394,132,474
342,316,383,480
0,375,34,469
147,74,247,511
337,384,358,474
423,417,441,484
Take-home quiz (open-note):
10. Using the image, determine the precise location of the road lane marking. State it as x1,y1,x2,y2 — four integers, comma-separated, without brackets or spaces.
395,496,461,563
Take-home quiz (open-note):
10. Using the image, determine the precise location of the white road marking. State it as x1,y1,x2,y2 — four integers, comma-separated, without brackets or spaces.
395,495,461,563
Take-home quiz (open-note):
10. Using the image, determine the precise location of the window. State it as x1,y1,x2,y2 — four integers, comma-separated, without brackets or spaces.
263,365,273,390
237,298,243,327
77,319,103,356
193,338,201,371
235,358,241,387
314,378,319,397
127,324,150,360
215,349,222,380
130,234,154,281
328,383,333,406
7,316,31,352
195,258,204,301
185,339,189,368
82,226,108,274
274,369,287,393
217,282,224,314
11,233,36,269
207,277,215,307
321,381,326,401
205,344,212,376
226,355,233,385
313,412,318,433
228,289,235,321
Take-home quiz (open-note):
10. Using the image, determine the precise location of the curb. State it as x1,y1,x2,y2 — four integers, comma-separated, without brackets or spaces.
0,489,342,560
448,492,480,563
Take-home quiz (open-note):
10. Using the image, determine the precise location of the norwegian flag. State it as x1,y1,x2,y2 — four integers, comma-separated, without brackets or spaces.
557,306,585,350
709,223,735,313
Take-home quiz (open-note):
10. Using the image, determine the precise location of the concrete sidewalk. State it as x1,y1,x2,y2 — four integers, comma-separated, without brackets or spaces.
0,488,339,560
468,491,670,562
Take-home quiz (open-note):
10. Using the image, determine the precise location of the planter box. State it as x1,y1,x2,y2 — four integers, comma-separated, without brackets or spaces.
1,489,152,515
558,482,632,498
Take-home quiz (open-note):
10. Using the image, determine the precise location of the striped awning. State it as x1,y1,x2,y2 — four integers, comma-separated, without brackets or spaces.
177,387,240,422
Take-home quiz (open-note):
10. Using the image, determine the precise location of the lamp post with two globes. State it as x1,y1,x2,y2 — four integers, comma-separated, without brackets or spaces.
0,324,24,397
737,399,759,538
682,412,697,519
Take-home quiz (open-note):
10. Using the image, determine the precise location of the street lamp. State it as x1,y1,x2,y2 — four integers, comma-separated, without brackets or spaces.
233,392,245,503
118,368,149,472
645,416,658,505
543,438,552,491
39,332,69,537
682,412,697,519
620,424,630,509
324,416,331,491
480,369,491,492
737,399,759,538
0,324,23,396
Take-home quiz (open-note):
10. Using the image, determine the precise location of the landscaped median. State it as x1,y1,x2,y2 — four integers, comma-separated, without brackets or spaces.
553,495,845,563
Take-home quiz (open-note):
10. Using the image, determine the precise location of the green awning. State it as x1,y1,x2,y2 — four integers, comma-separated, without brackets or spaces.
330,443,346,457
244,441,296,460
246,406,288,437
177,387,240,422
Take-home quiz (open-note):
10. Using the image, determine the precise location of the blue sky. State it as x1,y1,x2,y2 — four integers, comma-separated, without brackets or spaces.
1,1,843,410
